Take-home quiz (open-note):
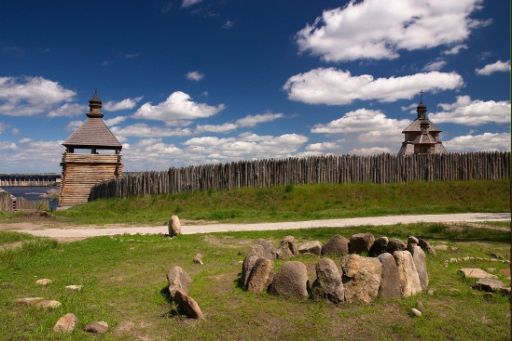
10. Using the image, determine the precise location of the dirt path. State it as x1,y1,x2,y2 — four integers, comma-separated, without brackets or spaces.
1,212,509,240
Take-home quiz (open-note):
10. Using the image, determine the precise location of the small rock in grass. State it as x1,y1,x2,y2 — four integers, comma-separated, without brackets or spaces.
173,289,204,319
65,285,83,291
15,297,45,305
298,241,322,255
458,268,497,279
54,313,78,333
168,215,181,237
36,278,52,286
36,300,61,310
193,253,204,265
427,288,435,296
84,321,109,334
411,308,422,317
416,301,425,312
433,244,449,251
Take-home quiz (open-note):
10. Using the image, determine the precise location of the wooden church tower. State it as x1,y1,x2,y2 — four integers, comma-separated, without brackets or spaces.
59,92,123,207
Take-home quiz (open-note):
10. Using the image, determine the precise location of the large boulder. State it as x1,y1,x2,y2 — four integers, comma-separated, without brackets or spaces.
386,239,406,253
167,266,191,298
242,245,266,287
269,261,309,299
168,215,181,236
321,235,349,256
342,254,382,303
173,289,204,319
256,239,276,260
246,258,274,293
298,241,322,255
349,233,375,254
54,313,78,333
458,268,497,279
311,258,344,303
418,238,436,255
393,251,422,297
410,245,429,290
368,236,389,257
377,253,401,298
276,236,298,259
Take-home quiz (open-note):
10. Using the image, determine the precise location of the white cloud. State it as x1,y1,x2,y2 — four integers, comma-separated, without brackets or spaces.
429,96,511,126
0,123,6,134
196,112,284,133
0,141,17,150
0,76,76,116
66,120,83,132
182,0,202,8
133,91,225,123
11,128,19,135
444,132,510,152
475,60,511,76
110,123,192,138
442,44,468,55
349,146,391,155
223,20,234,29
103,97,142,111
0,139,63,172
186,71,204,82
104,115,128,127
296,0,486,62
48,103,87,117
284,68,463,105
422,59,447,72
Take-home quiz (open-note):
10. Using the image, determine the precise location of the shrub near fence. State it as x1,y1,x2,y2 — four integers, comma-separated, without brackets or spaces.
89,152,511,200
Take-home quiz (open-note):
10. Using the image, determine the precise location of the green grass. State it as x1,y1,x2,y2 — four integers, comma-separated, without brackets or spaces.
0,222,510,340
28,179,507,225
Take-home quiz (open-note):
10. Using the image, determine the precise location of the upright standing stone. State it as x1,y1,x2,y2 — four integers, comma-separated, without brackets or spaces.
368,236,389,257
386,239,406,253
342,254,382,303
269,261,309,299
377,253,401,298
242,245,265,287
321,235,349,256
167,266,191,298
298,241,322,255
311,258,344,303
276,236,298,259
349,233,375,254
169,215,181,236
418,238,436,255
393,251,422,297
256,239,276,259
410,245,429,290
246,258,274,293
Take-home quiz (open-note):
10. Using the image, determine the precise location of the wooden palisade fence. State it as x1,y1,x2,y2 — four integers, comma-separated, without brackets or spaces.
89,152,510,200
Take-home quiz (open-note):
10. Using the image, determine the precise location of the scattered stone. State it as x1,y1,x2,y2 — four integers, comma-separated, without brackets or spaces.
342,254,382,303
393,251,422,297
427,288,435,296
433,244,448,251
276,236,298,259
411,308,422,317
65,285,83,291
410,245,429,290
386,239,406,253
167,266,191,298
472,278,507,293
15,297,45,305
36,300,62,310
416,301,425,312
242,245,265,287
84,321,109,334
256,239,276,260
246,258,274,293
417,238,436,255
168,215,181,237
321,235,349,257
311,258,344,303
269,261,309,299
377,253,401,298
193,253,204,265
298,241,322,256
349,233,375,254
450,246,458,251
35,278,52,286
368,236,389,257
53,313,78,333
173,289,204,319
458,268,497,279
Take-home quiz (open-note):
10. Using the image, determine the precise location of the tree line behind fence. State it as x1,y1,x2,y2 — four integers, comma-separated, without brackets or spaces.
89,152,510,200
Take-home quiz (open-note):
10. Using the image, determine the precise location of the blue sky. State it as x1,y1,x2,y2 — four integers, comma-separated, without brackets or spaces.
0,0,510,172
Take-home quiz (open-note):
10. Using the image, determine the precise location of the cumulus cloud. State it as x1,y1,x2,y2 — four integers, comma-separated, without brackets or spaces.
429,96,511,125
444,132,510,151
0,76,76,116
443,44,468,55
182,0,202,8
422,59,447,72
47,103,87,117
0,139,63,172
110,123,192,139
475,60,511,76
0,141,17,150
133,91,225,123
66,120,83,132
186,71,204,82
196,112,283,133
284,68,463,105
104,115,128,127
296,0,486,62
103,97,142,111
349,146,391,155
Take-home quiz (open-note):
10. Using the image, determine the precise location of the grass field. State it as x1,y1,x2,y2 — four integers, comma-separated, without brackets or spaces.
0,222,510,340
0,179,506,226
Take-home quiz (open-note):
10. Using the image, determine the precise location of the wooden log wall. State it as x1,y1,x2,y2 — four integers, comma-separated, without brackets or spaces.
60,153,122,207
89,152,510,200
0,189,13,212
14,197,49,210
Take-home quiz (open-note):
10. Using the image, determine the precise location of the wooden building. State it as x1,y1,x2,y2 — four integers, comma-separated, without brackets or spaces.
398,94,447,156
59,92,123,207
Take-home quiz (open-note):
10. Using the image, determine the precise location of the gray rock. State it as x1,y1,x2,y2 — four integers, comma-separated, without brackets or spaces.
458,268,497,279
393,251,422,297
472,278,506,293
269,261,309,299
54,313,78,333
246,258,274,293
173,289,204,319
321,235,349,256
416,301,425,312
35,278,52,286
311,258,344,303
386,239,406,253
411,308,422,317
342,254,382,303
256,239,276,259
193,253,204,265
407,236,419,245
168,215,181,237
368,236,389,257
65,285,83,291
167,266,191,298
410,245,429,290
36,300,61,310
298,241,322,255
418,238,436,255
276,236,298,259
349,233,375,254
15,297,45,305
242,245,265,286
84,321,108,334
377,253,401,298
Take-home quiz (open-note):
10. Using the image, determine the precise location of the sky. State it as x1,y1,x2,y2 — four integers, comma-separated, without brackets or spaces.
0,0,510,173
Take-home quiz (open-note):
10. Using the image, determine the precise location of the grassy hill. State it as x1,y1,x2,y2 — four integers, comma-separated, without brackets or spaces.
41,179,510,225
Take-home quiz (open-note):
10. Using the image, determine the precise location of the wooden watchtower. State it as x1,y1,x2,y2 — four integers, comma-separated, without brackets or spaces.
59,92,123,207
